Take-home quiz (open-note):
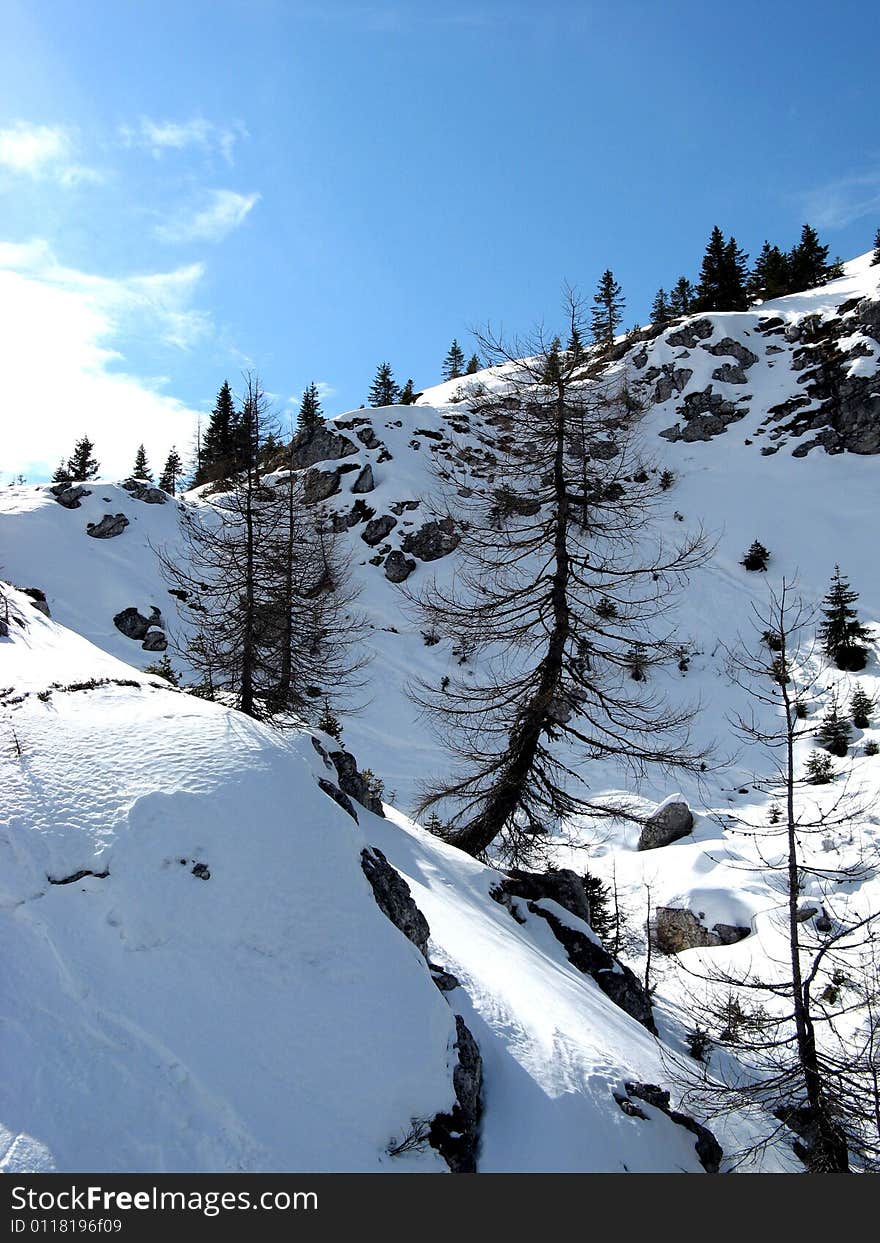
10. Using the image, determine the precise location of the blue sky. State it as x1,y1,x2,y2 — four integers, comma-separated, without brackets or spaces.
1,0,878,480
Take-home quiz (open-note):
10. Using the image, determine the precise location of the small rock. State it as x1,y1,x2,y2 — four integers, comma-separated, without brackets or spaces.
362,515,397,546
384,550,416,583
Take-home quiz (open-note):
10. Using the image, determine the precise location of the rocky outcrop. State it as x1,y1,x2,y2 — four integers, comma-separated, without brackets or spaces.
359,847,483,1173
113,606,163,642
290,424,358,469
491,871,656,1034
653,366,693,403
384,550,416,583
703,337,758,367
329,748,385,817
16,587,50,617
712,363,749,385
318,776,359,822
121,478,166,504
660,385,747,442
50,484,91,509
303,466,342,503
401,518,460,562
665,318,714,349
86,513,129,539
622,1082,723,1173
653,907,749,954
638,798,694,850
360,847,429,956
429,1016,483,1174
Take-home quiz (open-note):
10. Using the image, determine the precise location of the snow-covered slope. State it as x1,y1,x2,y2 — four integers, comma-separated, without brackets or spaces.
2,588,787,1173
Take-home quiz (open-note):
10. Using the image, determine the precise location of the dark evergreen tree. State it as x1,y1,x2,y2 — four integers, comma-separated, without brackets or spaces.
67,435,99,481
158,447,183,494
748,241,792,302
317,698,342,739
872,227,880,266
694,226,748,311
668,276,696,318
650,288,672,326
399,378,416,405
788,224,838,291
741,540,770,572
51,460,72,484
197,380,240,486
850,686,873,729
368,362,400,407
590,269,625,346
442,339,466,381
297,382,323,432
816,699,852,758
465,354,481,374
132,444,153,482
818,566,871,671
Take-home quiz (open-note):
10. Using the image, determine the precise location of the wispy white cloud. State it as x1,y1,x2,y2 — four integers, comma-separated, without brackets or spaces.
801,166,880,230
0,241,210,479
119,116,248,165
0,121,102,185
155,189,260,244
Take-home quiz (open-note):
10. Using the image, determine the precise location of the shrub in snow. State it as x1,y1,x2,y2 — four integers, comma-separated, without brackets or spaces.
143,654,179,686
816,701,852,757
686,1025,712,1063
864,739,879,757
850,686,873,729
741,540,770,572
805,750,834,784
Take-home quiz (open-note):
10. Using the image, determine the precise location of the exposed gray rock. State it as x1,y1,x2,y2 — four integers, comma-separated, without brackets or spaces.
113,605,163,641
17,587,50,617
665,318,714,348
384,550,416,583
355,425,381,449
351,463,375,493
121,478,166,504
429,964,460,992
660,384,747,442
360,847,429,956
638,798,694,850
86,513,129,539
51,484,91,509
712,363,749,385
501,868,592,924
290,424,358,468
429,1015,483,1173
389,499,420,516
303,466,342,503
329,749,385,817
401,518,460,562
624,1082,723,1173
362,514,397,546
654,367,693,403
318,776,359,822
141,629,168,652
654,907,750,954
704,338,759,367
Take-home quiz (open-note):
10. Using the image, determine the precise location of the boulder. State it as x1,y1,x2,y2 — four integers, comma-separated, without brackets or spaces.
351,463,375,493
654,907,749,954
712,363,749,385
638,798,694,850
355,425,380,450
141,629,168,652
654,367,693,403
86,513,129,539
401,518,460,562
17,587,50,617
113,606,163,641
362,514,397,546
501,868,591,924
384,550,416,583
